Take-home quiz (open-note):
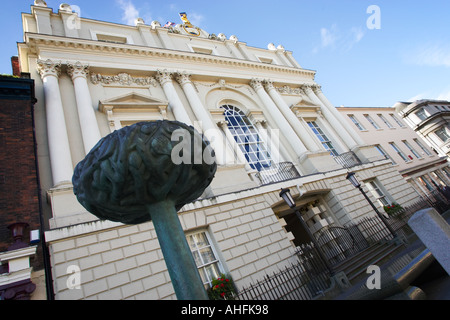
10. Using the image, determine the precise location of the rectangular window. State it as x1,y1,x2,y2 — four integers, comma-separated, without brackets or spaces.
374,144,396,164
378,114,394,128
389,142,410,162
435,127,450,143
413,138,432,156
364,114,380,129
415,108,428,121
191,46,213,55
390,114,405,127
307,121,339,156
348,115,365,130
186,231,224,288
366,180,390,206
96,34,128,44
402,140,422,159
258,57,274,64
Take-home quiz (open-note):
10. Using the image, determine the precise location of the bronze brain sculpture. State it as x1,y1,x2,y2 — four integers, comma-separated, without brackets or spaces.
72,120,217,224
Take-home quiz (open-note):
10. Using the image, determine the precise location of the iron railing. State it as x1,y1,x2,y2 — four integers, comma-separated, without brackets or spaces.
255,162,301,185
333,151,363,169
236,243,331,300
234,195,448,300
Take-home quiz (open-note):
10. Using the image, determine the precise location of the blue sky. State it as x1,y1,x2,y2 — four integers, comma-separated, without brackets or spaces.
1,0,449,107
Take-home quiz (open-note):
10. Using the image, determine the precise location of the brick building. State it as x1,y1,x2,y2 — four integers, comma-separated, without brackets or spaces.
0,73,48,299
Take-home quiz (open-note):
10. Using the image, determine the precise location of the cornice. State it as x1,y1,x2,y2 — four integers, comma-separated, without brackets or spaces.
24,33,316,80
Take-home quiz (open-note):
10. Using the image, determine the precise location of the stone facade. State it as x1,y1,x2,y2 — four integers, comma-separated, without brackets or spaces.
17,2,420,299
338,106,450,200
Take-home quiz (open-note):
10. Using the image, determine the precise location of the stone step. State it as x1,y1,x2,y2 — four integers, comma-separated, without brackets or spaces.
334,242,404,282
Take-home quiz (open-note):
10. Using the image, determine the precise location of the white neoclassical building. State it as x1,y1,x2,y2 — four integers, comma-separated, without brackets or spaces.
394,99,450,159
18,1,419,300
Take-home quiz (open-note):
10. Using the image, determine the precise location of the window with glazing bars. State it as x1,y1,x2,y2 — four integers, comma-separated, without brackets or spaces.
402,140,422,159
366,180,390,206
222,105,272,171
307,121,339,156
364,114,380,129
186,231,224,288
378,114,394,128
389,142,410,162
348,115,365,130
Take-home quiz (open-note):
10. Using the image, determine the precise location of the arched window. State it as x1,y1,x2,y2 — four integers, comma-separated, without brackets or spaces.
221,105,272,171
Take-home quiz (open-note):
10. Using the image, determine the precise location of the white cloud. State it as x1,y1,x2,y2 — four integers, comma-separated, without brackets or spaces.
116,0,143,25
408,87,450,102
407,44,450,68
320,24,339,48
315,24,365,53
186,13,205,27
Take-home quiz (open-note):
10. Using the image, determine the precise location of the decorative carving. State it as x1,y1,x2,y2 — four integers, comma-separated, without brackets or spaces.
175,72,192,86
250,78,263,91
90,72,157,87
135,18,145,26
277,85,305,96
59,3,73,13
155,69,173,86
67,61,89,80
217,33,227,41
263,80,275,91
37,59,61,78
229,35,239,43
34,0,47,7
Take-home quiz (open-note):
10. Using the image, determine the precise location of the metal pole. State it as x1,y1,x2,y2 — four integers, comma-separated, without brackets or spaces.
149,200,209,300
358,186,398,239
293,209,335,275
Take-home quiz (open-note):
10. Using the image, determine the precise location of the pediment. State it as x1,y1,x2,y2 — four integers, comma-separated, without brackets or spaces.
290,97,321,113
99,92,168,113
100,92,167,106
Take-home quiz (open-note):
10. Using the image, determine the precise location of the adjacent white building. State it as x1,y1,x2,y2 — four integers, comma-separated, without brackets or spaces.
338,106,450,201
18,1,419,300
394,99,450,159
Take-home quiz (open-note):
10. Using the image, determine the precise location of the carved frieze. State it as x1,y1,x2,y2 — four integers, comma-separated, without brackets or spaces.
90,72,157,87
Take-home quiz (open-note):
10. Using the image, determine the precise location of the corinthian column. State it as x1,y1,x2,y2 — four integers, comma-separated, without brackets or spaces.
312,85,365,146
302,84,356,151
67,61,101,153
250,79,308,160
37,59,73,187
264,80,320,153
155,70,192,126
175,72,230,165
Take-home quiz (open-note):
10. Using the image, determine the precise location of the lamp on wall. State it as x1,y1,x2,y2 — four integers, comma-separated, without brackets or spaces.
345,172,397,239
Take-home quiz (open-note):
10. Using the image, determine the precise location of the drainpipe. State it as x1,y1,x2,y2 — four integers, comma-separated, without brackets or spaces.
30,79,55,300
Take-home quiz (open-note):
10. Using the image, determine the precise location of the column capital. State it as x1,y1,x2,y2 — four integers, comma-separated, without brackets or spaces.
311,84,322,94
67,61,89,80
250,78,263,91
175,71,192,86
37,59,61,78
301,83,322,94
263,80,275,91
217,120,228,128
155,69,174,86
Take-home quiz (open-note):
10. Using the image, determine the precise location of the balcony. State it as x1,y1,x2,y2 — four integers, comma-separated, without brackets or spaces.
333,151,363,169
255,162,301,185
